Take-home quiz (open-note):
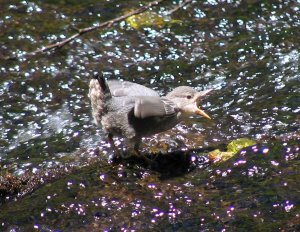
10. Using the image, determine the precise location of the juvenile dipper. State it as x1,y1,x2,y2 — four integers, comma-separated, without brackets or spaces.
89,74,212,159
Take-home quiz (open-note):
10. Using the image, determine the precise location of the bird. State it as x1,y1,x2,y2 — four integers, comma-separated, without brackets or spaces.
89,74,212,161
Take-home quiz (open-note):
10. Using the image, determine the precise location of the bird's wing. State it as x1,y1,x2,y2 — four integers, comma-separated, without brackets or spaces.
133,96,178,119
107,80,159,97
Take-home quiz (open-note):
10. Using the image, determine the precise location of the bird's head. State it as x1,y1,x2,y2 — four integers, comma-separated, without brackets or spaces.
166,86,212,119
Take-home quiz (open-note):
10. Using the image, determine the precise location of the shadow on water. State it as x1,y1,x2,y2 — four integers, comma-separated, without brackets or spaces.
111,146,220,179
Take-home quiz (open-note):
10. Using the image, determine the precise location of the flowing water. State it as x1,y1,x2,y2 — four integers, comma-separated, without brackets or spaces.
0,0,299,231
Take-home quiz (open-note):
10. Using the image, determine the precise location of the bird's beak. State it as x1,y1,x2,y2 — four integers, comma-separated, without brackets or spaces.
193,89,213,120
194,89,213,100
195,104,211,119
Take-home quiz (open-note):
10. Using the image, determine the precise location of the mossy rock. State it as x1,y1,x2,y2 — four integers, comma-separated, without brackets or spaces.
209,138,256,162
227,138,256,154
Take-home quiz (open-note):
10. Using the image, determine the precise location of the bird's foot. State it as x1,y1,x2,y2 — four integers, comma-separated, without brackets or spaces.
132,150,157,167
149,152,160,161
108,151,122,164
110,148,157,168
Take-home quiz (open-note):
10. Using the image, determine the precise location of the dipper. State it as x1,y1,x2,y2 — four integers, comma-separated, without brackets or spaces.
89,74,212,160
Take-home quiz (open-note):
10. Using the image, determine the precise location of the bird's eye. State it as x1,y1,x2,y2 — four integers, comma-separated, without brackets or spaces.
186,95,192,99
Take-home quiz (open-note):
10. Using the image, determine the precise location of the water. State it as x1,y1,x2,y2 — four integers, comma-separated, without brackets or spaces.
0,0,299,230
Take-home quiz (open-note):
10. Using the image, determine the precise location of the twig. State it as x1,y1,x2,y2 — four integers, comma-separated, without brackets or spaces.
6,0,167,60
168,0,193,15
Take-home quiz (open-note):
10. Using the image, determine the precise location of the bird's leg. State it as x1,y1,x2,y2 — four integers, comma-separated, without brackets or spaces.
133,141,155,165
107,133,121,158
133,141,141,157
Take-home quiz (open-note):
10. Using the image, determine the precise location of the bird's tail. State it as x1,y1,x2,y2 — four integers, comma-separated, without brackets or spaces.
93,74,112,98
89,73,111,125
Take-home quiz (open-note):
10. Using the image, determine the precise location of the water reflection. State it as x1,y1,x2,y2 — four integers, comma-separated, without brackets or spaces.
0,0,299,230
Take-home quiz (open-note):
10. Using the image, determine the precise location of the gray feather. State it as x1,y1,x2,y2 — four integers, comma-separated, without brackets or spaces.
134,96,177,119
108,80,159,97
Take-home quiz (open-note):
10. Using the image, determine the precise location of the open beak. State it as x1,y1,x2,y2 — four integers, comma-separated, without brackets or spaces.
195,104,211,119
193,89,213,120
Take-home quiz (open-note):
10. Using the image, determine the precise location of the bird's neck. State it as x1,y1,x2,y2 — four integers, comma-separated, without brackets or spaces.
176,111,191,121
